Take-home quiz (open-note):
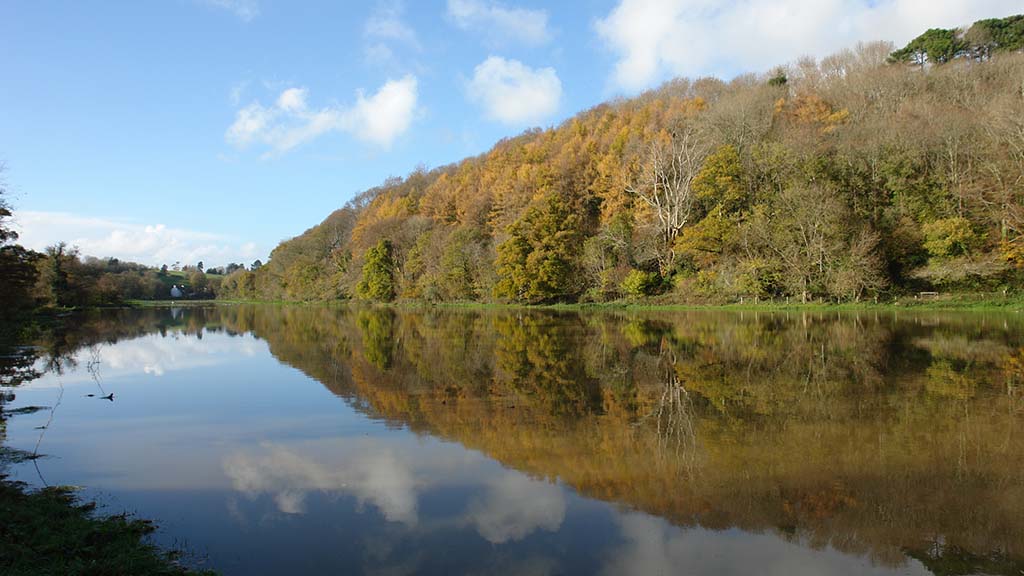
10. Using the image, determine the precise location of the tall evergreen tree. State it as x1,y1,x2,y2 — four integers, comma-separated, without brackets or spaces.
357,239,396,301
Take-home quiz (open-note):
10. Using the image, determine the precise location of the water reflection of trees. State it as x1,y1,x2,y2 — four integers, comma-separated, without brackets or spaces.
494,314,602,418
272,306,1024,574
5,305,1024,573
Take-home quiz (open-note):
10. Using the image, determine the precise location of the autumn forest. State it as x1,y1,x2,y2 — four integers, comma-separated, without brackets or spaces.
208,16,1024,305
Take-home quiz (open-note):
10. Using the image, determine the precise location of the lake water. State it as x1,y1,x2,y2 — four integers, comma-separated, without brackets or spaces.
1,304,1023,575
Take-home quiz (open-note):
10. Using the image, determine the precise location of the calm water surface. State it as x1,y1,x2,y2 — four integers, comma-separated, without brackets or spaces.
1,305,1023,575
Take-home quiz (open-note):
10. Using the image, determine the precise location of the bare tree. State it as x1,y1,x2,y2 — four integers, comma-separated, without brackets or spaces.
983,95,1024,244
627,123,711,275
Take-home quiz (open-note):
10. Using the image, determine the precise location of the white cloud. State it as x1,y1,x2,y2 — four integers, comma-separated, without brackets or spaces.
12,211,261,267
276,87,308,113
199,0,260,22
226,103,275,146
595,0,1024,92
467,56,561,126
350,76,420,145
226,76,419,154
365,3,420,49
463,473,566,544
447,0,550,46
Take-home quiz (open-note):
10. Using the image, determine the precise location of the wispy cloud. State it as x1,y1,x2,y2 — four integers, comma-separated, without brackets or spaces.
596,0,1024,92
467,56,561,126
365,12,418,47
13,211,261,267
364,1,421,67
226,76,419,155
199,0,260,22
447,0,550,46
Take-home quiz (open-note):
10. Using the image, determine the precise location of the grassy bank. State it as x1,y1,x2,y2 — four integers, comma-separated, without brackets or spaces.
0,472,215,576
125,293,1024,313
546,293,1024,312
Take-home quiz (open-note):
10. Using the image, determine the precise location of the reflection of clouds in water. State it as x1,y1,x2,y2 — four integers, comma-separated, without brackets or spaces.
29,332,263,386
222,438,569,545
223,442,418,525
464,473,566,544
101,334,260,377
601,513,931,576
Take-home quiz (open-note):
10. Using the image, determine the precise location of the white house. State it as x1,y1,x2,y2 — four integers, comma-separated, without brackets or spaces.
170,285,183,298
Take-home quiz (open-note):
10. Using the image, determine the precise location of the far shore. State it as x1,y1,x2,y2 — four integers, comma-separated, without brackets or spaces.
122,293,1024,313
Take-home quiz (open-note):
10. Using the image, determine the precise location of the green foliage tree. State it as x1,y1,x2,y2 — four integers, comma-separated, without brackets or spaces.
890,28,967,66
693,145,746,213
621,269,661,298
965,15,1024,59
38,243,74,308
0,181,17,246
0,175,41,319
439,228,488,300
0,244,40,319
495,192,586,303
357,239,396,301
922,217,979,259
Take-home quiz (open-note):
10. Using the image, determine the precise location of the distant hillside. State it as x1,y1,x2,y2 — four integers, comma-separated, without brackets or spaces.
220,15,1024,304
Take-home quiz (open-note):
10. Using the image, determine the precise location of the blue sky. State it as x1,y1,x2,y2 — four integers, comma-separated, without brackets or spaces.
2,0,1019,266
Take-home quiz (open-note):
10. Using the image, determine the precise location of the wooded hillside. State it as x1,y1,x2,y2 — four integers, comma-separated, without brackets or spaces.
222,16,1024,304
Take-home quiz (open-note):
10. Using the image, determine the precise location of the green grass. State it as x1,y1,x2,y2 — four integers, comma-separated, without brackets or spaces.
124,293,1024,313
370,293,1024,313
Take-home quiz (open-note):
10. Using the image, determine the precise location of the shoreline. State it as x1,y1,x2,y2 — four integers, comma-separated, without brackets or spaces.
0,472,215,575
122,294,1024,313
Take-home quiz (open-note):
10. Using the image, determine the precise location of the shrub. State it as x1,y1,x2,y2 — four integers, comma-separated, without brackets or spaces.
621,269,661,298
923,217,979,259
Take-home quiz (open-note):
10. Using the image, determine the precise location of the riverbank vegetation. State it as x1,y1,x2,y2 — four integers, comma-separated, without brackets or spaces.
214,15,1024,306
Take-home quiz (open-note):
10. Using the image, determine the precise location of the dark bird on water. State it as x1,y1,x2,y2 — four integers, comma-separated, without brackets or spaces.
85,393,115,401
